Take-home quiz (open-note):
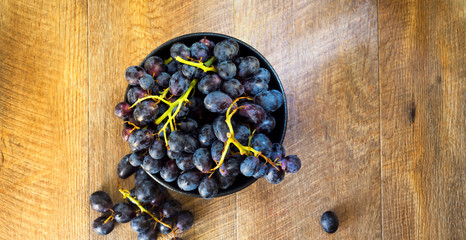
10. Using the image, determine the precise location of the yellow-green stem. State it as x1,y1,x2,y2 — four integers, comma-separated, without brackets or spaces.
174,56,217,72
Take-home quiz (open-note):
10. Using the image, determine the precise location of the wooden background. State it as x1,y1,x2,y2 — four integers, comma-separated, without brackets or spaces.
0,0,464,239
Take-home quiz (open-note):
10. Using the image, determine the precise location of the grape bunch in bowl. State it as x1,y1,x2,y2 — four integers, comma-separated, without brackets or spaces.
115,33,301,199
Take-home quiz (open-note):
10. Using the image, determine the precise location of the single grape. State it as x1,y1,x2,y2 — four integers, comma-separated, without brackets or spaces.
199,37,215,50
321,211,339,233
130,214,153,233
233,123,250,145
152,185,167,206
256,114,276,133
175,152,195,171
127,86,147,105
167,150,182,160
168,130,186,153
90,191,113,213
252,162,268,178
170,42,190,60
122,126,132,142
169,71,190,96
144,56,164,78
193,148,213,173
221,78,244,98
139,74,155,92
211,140,228,162
133,100,158,126
118,154,138,179
237,103,267,125
160,159,180,182
157,120,172,138
198,176,219,199
179,118,198,133
129,151,145,167
149,139,166,160
156,72,171,88
113,202,136,223
265,165,285,184
162,199,182,218
213,116,230,142
198,74,222,95
137,228,158,240
235,56,260,78
213,39,239,62
183,134,200,153
240,156,261,177
251,133,273,158
214,170,236,189
176,210,194,232
114,102,132,119
142,154,163,174
270,143,286,162
190,42,211,61
172,103,189,120
181,64,196,79
93,216,115,235
128,129,155,152
242,78,268,96
281,155,301,173
135,180,160,203
177,170,202,191
204,91,232,113
125,65,145,86
245,68,271,83
217,61,237,80
219,155,243,177
198,124,217,147
135,168,151,186
254,89,283,112
158,218,175,234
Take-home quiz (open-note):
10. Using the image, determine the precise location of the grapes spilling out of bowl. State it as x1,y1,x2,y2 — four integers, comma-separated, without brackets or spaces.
115,37,302,200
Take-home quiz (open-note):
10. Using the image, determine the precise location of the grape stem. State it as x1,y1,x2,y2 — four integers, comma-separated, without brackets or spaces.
174,56,217,72
208,97,278,175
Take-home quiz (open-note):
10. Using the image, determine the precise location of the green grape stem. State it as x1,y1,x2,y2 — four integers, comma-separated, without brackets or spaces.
174,56,217,72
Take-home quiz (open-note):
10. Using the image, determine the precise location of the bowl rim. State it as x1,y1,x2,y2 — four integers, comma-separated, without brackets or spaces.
126,32,288,198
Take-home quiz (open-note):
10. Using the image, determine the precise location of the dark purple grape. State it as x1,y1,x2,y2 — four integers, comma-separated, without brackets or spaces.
135,168,151,186
281,155,301,173
133,100,158,126
144,56,164,78
181,64,196,79
179,118,198,133
238,103,267,125
136,180,160,203
198,176,219,199
169,71,190,96
114,102,132,119
142,154,163,174
198,74,222,95
321,211,339,233
113,202,136,223
183,134,199,153
139,74,155,91
128,129,155,152
175,153,195,171
213,116,230,142
173,103,189,120
90,191,113,213
93,216,115,235
211,140,228,162
198,124,217,147
254,90,283,112
253,162,268,178
199,37,215,51
151,184,167,206
125,65,145,86
214,170,236,189
245,68,271,83
149,139,166,160
270,143,286,162
137,228,158,240
122,126,132,142
221,78,244,98
129,151,145,167
213,39,239,62
177,170,202,191
242,78,268,96
158,218,175,234
190,42,211,61
160,159,180,182
130,214,153,233
127,86,147,105
118,154,138,179
251,133,272,158
240,156,261,177
219,155,243,177
193,148,213,173
165,60,179,75
176,210,194,232
156,72,171,88
235,56,260,78
167,150,182,160
168,130,185,153
265,165,285,184
233,123,250,145
162,199,182,218
170,42,190,60
204,91,232,113
256,114,275,133
217,61,237,80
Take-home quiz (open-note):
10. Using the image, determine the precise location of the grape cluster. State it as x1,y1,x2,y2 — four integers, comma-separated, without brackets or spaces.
90,169,193,239
115,37,302,201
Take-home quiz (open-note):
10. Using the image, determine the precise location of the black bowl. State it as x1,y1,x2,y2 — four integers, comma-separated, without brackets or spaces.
124,32,287,198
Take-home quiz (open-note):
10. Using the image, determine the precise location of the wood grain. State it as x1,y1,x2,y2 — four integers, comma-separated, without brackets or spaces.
0,0,89,239
379,0,466,239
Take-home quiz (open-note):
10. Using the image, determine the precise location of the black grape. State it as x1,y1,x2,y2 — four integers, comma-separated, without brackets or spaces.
177,170,202,191
213,39,239,62
179,118,198,133
190,42,211,61
137,228,158,240
254,89,283,112
252,162,268,178
282,155,302,173
198,176,219,199
251,133,272,158
142,154,163,174
125,66,145,86
211,140,228,162
113,202,136,223
256,114,276,133
118,154,138,179
217,61,237,80
270,143,286,162
204,91,232,113
242,78,268,96
114,102,132,119
160,159,180,182
321,211,339,233
176,210,194,232
130,214,153,233
144,56,164,78
129,151,145,167
93,216,115,235
183,134,199,153
167,150,182,160
127,86,147,105
265,165,285,184
199,37,215,51
133,100,158,126
198,74,222,95
135,180,160,203
193,148,213,173
169,71,190,96
175,153,195,171
238,103,267,125
221,78,244,98
128,129,155,152
90,191,113,213
156,72,171,88
219,155,243,177
158,218,175,234
134,168,151,186
149,139,166,160
215,170,236,189
240,156,261,177
213,116,230,142
235,56,260,78
139,74,155,90
170,42,190,60
162,199,182,218
198,124,217,147
168,130,185,153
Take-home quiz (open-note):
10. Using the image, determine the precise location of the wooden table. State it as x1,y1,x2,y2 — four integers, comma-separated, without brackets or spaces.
0,0,464,239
